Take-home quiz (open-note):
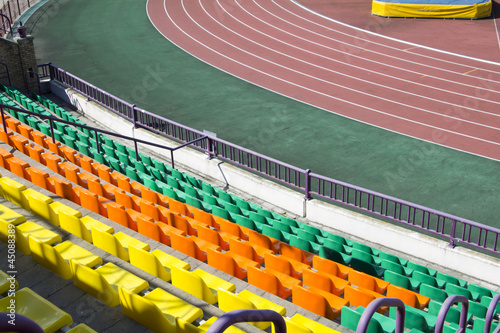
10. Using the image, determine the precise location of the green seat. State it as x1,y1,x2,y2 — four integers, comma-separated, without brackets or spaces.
171,169,186,181
186,195,211,212
445,283,480,302
412,271,446,289
262,224,290,242
184,184,202,199
384,270,420,292
166,175,182,190
341,306,384,333
248,211,270,224
352,241,380,256
62,134,77,149
352,248,381,265
325,233,353,246
428,300,472,325
202,193,221,206
420,284,449,303
138,152,153,167
389,305,435,333
289,235,320,254
471,318,499,333
185,174,201,188
152,158,167,173
380,259,413,276
235,215,263,232
75,141,91,157
65,126,78,139
436,272,467,288
480,295,500,316
116,150,132,166
297,228,325,245
142,174,159,192
468,284,497,299
102,144,117,159
272,220,293,234
458,301,487,320
323,238,352,255
212,206,233,221
350,257,385,278
355,306,396,333
407,262,436,277
150,166,167,183
318,246,351,266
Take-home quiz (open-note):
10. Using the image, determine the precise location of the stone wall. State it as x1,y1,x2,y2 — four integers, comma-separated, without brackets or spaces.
0,34,37,91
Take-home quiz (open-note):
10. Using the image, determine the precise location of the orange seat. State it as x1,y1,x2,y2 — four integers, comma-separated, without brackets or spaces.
309,285,349,317
168,199,193,218
247,266,300,299
5,117,20,132
139,200,162,221
59,161,82,185
348,270,389,294
94,163,113,183
43,137,61,155
47,176,74,200
265,253,308,279
217,218,249,240
10,135,29,154
87,178,105,198
207,248,257,279
27,167,50,190
115,190,141,211
41,152,62,173
292,285,341,320
386,284,430,310
191,207,217,228
141,187,159,205
75,154,94,174
171,214,197,236
27,143,45,164
6,156,30,179
228,238,272,265
249,230,281,253
30,130,47,147
0,146,13,168
157,221,186,245
280,243,314,265
170,233,221,262
303,269,350,297
137,218,162,242
197,225,230,250
312,255,351,279
344,285,387,313
73,187,106,216
17,124,33,141
60,146,77,164
78,172,100,188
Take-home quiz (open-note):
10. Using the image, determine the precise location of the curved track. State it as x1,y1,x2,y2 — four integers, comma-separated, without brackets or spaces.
147,0,500,161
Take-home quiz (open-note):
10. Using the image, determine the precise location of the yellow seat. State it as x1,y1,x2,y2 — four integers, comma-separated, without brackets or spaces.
71,260,149,307
171,266,218,304
91,227,150,261
275,318,312,333
0,176,28,208
119,287,203,332
0,269,17,294
289,313,342,333
218,289,286,330
29,237,102,279
22,188,53,221
192,268,236,292
0,202,26,242
59,211,114,243
48,201,82,226
67,323,98,333
0,287,73,333
193,316,247,333
129,245,189,282
16,221,62,255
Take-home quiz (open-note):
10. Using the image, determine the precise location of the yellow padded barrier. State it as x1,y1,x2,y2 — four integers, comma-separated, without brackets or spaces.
371,0,491,18
0,287,73,333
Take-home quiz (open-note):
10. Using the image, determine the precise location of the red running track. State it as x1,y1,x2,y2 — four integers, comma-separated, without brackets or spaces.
147,0,500,161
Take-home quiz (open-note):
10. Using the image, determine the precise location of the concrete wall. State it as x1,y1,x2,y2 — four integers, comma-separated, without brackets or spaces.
0,34,37,91
52,81,500,289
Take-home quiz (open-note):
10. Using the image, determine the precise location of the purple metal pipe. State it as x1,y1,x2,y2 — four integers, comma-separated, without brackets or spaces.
357,298,406,333
206,309,286,333
435,295,469,333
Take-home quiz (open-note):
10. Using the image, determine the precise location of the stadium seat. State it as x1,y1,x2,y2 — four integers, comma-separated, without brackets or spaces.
29,237,102,279
91,227,150,261
467,283,497,299
0,287,73,332
318,246,352,266
312,255,351,279
387,284,430,310
412,271,445,289
406,262,437,277
289,313,342,333
427,301,472,326
170,232,221,262
247,265,300,299
67,323,98,333
249,230,281,253
119,286,203,331
218,289,286,329
384,270,421,292
292,284,345,320
419,283,449,303
436,272,467,287
0,202,26,242
71,260,148,307
228,238,272,265
343,285,382,310
129,245,188,282
0,269,17,294
0,176,28,208
302,269,349,296
341,306,384,333
349,270,389,294
350,257,386,278
389,304,436,333
59,211,114,243
14,221,62,255
171,266,235,304
206,248,259,279
265,253,307,279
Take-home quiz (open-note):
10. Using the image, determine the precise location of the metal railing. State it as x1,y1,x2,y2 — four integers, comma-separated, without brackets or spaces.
37,62,500,257
0,0,32,38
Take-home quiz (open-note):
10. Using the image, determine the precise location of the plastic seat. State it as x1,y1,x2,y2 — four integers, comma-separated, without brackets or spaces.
129,245,188,282
71,260,148,307
48,201,83,227
350,257,386,278
349,270,389,294
91,227,150,261
22,188,54,221
249,230,281,253
387,284,430,310
292,284,344,320
0,269,17,294
437,272,467,288
207,248,259,279
419,283,449,303
265,253,308,279
380,259,413,277
197,225,231,250
0,176,28,208
427,300,472,326
15,221,62,255
247,265,301,299
59,211,114,243
119,286,203,331
218,289,286,329
312,255,351,279
356,306,396,333
341,306,384,333
289,313,342,333
412,270,445,289
228,238,272,265
171,266,235,304
352,248,381,265
0,202,26,242
67,323,98,333
318,246,352,265
344,285,380,309
29,237,102,279
468,283,497,299
262,224,291,242
0,287,73,333
407,262,437,277
389,304,437,333
445,283,480,302
384,270,421,292
302,269,349,296
170,232,221,262
280,242,314,265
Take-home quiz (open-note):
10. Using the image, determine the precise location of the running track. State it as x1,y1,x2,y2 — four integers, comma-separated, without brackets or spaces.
147,0,500,161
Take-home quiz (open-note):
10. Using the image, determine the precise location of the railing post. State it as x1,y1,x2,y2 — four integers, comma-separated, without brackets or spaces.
304,169,311,200
0,106,7,135
94,130,101,155
449,220,457,248
484,294,500,333
435,295,469,333
170,150,175,169
131,104,137,129
48,118,56,144
207,136,214,160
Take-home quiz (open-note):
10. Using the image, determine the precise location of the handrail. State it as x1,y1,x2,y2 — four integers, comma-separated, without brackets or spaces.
206,309,286,333
484,294,500,333
435,295,469,333
0,62,11,87
36,62,500,258
357,298,405,333
0,313,44,333
0,103,199,169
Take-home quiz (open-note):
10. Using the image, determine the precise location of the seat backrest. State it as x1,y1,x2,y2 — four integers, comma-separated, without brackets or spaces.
70,260,119,307
420,284,449,303
218,289,256,313
292,284,336,320
28,236,72,279
171,266,216,304
340,305,384,333
247,266,281,297
91,227,128,261
344,285,376,308
129,245,170,282
384,270,411,289
118,286,176,332
303,269,333,293
349,270,377,291
59,210,91,242
312,255,340,276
